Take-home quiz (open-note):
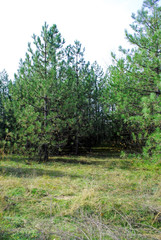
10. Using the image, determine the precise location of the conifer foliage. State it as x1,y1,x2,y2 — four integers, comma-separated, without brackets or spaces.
0,70,11,152
7,23,105,161
10,23,67,161
106,0,161,158
0,0,160,161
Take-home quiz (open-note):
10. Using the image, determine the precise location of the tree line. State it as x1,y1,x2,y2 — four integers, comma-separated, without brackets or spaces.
0,0,160,161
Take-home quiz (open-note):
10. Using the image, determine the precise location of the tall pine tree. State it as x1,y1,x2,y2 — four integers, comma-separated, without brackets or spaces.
10,23,65,161
106,0,161,156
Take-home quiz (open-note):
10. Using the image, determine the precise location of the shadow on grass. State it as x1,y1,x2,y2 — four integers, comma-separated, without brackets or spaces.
0,166,80,179
50,156,120,166
0,230,11,240
89,152,121,159
51,157,93,165
51,149,121,165
2,152,121,165
0,229,43,240
105,159,135,170
52,157,135,170
0,149,134,172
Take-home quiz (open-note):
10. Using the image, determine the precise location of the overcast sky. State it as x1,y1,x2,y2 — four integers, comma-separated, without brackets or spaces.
0,0,154,79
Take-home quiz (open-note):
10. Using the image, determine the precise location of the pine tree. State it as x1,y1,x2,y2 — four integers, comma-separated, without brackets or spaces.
0,70,11,153
63,42,106,153
125,0,161,157
10,23,65,161
64,41,91,153
106,0,161,156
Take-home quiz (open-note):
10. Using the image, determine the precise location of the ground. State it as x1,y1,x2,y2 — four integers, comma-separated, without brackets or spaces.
0,148,161,239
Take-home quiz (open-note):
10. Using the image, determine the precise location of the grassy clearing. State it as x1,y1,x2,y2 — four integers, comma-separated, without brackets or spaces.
0,150,161,240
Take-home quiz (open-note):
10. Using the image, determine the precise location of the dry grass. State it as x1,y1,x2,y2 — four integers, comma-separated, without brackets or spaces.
0,152,161,239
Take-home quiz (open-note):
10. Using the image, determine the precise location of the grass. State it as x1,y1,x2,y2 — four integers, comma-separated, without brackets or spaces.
0,149,161,239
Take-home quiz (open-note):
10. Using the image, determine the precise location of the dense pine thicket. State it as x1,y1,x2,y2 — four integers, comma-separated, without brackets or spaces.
0,0,160,161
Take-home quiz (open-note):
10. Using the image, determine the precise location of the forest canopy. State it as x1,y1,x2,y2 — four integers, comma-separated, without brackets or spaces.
0,0,160,161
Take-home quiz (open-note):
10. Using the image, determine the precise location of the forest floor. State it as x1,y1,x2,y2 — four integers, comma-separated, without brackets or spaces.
0,148,161,240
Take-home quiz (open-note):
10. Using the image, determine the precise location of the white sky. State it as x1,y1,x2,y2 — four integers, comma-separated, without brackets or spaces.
0,0,155,79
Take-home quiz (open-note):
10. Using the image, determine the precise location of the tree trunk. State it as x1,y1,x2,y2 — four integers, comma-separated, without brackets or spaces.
43,39,49,161
44,144,48,161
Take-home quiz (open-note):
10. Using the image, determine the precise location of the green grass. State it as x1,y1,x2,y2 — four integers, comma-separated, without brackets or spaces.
0,150,161,239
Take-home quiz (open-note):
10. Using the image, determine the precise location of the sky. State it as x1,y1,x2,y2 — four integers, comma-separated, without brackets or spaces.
0,0,153,79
